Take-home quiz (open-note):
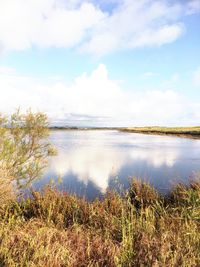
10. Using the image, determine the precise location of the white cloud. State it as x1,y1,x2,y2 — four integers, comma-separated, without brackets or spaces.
0,63,199,126
0,0,198,55
80,1,186,55
193,67,200,86
186,0,200,14
131,24,184,48
0,66,16,74
0,0,105,52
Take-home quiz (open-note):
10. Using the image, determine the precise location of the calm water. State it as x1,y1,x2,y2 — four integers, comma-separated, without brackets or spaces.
32,130,200,200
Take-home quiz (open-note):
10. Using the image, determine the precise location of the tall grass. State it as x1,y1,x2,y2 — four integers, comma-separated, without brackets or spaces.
0,169,15,206
0,180,199,266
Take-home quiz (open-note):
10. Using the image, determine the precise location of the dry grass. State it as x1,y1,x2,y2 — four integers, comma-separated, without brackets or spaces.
121,126,200,138
0,169,15,206
0,180,199,267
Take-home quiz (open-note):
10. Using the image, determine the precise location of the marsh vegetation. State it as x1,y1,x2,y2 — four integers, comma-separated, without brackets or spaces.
120,126,200,139
0,180,199,266
0,111,199,266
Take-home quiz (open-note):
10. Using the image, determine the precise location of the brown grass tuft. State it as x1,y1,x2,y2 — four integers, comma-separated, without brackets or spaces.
129,179,160,209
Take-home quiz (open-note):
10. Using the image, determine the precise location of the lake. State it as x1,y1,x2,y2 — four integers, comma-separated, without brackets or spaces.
32,130,200,200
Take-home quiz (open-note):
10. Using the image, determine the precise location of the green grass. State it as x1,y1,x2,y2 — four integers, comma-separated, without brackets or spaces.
0,180,199,267
120,126,200,138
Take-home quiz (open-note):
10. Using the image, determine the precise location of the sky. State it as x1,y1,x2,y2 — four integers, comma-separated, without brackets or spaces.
0,0,200,126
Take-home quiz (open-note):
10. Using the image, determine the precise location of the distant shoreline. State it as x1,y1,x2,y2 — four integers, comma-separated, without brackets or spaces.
119,127,200,139
49,126,118,131
49,126,200,139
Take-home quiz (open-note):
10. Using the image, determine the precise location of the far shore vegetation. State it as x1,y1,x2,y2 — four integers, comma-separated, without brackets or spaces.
120,126,200,139
0,111,199,266
50,126,200,139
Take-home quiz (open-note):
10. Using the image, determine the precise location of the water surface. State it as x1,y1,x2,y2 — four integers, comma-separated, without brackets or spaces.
32,130,200,200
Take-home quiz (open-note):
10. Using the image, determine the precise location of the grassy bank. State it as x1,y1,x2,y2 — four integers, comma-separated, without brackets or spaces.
0,180,199,267
49,126,200,139
120,127,200,139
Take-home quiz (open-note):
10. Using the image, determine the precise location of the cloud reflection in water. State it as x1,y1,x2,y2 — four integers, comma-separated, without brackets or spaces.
36,130,200,196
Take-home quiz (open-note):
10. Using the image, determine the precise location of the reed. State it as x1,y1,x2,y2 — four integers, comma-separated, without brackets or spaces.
0,180,199,266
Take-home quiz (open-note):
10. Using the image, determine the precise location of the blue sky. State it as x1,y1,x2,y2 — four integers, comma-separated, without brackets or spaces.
0,0,200,126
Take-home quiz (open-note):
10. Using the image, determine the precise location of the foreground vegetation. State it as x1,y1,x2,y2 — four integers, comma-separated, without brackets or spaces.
0,110,56,199
120,126,200,138
0,180,199,267
0,111,199,266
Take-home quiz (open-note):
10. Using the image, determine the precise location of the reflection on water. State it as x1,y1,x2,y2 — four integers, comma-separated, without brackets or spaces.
32,130,200,200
